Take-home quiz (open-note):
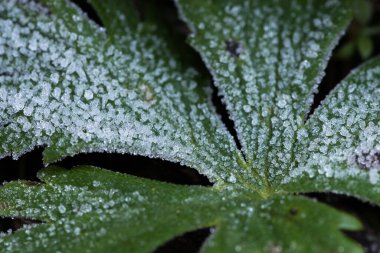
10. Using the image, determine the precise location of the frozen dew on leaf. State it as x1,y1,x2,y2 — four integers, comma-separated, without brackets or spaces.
1,0,380,206
287,63,380,187
0,0,242,184
1,0,380,252
175,0,371,189
58,204,66,214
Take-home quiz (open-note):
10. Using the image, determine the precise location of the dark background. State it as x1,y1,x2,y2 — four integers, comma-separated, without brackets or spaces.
1,0,380,252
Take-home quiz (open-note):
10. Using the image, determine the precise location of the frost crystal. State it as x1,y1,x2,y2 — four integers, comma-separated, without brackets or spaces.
58,205,66,214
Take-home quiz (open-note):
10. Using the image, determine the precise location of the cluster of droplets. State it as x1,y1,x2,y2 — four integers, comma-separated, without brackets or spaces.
0,0,243,184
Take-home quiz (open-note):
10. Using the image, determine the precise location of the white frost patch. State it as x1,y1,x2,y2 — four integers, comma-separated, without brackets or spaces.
83,89,93,100
369,170,379,185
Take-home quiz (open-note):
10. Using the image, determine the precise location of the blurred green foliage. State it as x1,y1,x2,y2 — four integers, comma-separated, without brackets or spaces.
338,0,379,60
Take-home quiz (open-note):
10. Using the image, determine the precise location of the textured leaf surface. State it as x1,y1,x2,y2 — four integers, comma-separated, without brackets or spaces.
1,0,380,252
0,0,242,184
175,0,352,187
0,166,361,253
283,57,380,202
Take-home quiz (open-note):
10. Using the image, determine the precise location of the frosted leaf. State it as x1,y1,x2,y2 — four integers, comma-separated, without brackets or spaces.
2,0,380,252
176,0,352,186
0,0,243,184
282,58,380,202
0,166,362,253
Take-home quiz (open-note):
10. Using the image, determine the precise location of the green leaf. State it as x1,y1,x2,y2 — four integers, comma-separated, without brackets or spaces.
353,0,372,25
0,166,362,253
357,35,373,59
337,41,355,59
282,57,380,203
175,0,353,189
1,0,380,252
0,166,220,252
0,0,242,184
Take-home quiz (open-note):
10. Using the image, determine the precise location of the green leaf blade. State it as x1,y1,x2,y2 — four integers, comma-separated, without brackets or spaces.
0,0,242,184
1,0,377,252
0,166,363,253
0,166,221,253
201,195,362,253
175,0,353,186
283,57,380,204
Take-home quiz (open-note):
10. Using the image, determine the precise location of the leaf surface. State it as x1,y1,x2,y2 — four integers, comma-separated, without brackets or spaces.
0,0,242,184
283,57,380,203
1,0,380,252
0,166,361,253
175,0,352,187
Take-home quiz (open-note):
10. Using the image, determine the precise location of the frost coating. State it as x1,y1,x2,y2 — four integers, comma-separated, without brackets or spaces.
289,61,380,186
0,0,243,184
176,0,352,185
1,0,379,251
2,0,379,193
